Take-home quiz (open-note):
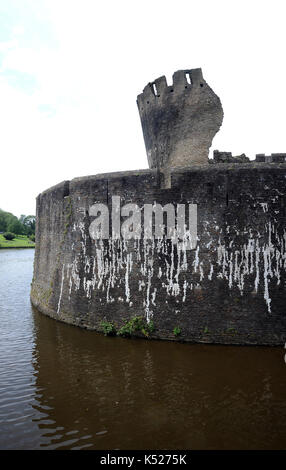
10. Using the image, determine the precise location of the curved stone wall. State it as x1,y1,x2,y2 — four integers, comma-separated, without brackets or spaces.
31,163,286,345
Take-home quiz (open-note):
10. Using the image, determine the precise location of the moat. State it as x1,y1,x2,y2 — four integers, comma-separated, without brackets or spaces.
1,249,286,449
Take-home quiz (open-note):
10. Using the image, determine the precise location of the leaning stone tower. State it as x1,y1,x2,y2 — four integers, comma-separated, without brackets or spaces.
137,68,223,171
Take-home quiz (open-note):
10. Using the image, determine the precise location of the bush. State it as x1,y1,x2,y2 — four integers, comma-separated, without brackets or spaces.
100,321,117,336
117,316,154,338
29,234,35,242
3,232,16,240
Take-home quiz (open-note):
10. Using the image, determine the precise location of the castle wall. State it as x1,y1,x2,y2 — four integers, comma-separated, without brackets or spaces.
31,163,286,345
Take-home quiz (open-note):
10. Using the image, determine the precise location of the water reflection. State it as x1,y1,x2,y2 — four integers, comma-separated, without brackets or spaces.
0,249,286,449
31,308,286,450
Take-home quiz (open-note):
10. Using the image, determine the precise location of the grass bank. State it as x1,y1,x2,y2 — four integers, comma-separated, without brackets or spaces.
0,234,35,249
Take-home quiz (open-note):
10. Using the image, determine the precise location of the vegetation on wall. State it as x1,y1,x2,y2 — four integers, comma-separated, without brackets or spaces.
100,316,155,338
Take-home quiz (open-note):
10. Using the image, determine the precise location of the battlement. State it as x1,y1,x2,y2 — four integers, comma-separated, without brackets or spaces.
211,151,286,164
137,68,205,107
212,150,250,163
137,68,223,171
255,153,286,163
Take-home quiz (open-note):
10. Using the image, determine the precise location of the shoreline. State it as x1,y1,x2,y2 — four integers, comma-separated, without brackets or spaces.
0,245,35,249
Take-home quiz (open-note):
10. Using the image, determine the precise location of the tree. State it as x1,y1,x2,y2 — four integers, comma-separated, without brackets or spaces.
0,211,6,232
0,209,16,232
22,215,36,235
7,219,25,235
0,210,35,235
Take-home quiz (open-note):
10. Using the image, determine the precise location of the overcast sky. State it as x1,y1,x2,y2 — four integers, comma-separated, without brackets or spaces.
1,0,286,217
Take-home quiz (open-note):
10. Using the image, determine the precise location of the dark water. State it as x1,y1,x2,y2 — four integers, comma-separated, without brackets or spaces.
0,249,286,450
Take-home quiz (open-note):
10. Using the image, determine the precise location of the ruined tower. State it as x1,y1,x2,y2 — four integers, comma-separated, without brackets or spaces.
137,68,223,170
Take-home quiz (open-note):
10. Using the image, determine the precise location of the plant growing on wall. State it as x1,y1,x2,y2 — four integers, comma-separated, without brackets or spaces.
173,326,181,337
100,321,117,336
117,316,154,338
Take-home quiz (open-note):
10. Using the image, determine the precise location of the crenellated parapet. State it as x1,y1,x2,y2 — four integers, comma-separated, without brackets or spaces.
212,150,250,163
211,151,286,164
255,153,286,163
137,68,223,171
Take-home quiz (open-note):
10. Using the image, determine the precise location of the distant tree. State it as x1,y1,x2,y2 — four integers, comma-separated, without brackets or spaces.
0,209,16,232
22,215,36,235
7,219,25,235
0,211,6,232
0,210,35,235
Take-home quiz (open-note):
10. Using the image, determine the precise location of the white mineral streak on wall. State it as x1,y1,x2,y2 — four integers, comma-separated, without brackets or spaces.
144,238,155,321
57,264,65,314
66,265,70,299
145,267,154,323
69,258,81,292
181,237,188,270
260,203,268,213
193,246,200,272
151,288,157,306
263,247,271,312
62,208,286,321
164,239,180,297
216,221,286,313
139,280,145,291
78,222,87,257
254,239,260,292
125,252,132,303
208,264,214,281
182,280,188,302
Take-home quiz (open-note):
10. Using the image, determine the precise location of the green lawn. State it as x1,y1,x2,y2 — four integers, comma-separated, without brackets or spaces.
0,234,35,249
